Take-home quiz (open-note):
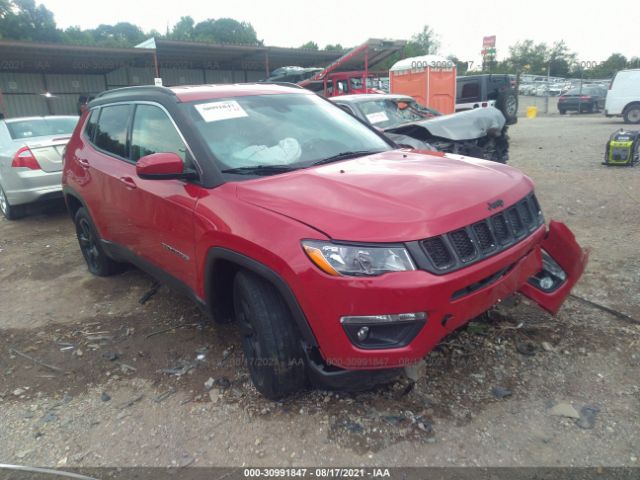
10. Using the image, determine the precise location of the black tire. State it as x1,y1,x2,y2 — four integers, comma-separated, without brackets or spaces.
623,104,640,124
74,207,125,276
0,186,25,220
496,90,518,125
559,109,566,115
233,270,307,399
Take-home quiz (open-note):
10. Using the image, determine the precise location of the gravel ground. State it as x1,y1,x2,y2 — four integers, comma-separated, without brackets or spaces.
0,114,639,468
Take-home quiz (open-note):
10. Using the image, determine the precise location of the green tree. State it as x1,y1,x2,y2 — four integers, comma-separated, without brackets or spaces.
299,41,319,50
502,39,549,75
0,0,11,16
0,0,60,42
193,18,259,45
90,22,146,47
547,41,576,77
62,26,96,45
447,55,468,75
376,25,440,71
170,16,195,41
324,43,343,52
405,25,440,57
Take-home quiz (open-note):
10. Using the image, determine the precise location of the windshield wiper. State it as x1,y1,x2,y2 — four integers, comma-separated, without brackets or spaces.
311,150,384,166
221,165,299,175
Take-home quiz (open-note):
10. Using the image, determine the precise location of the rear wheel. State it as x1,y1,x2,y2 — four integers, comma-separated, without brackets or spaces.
233,270,307,399
0,186,24,220
74,207,125,276
559,109,566,115
623,104,640,124
496,91,518,124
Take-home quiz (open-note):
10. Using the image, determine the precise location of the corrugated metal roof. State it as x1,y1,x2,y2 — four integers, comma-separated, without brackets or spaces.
45,74,106,93
205,70,234,84
0,72,46,94
161,68,205,86
2,94,49,117
128,67,154,85
48,94,84,115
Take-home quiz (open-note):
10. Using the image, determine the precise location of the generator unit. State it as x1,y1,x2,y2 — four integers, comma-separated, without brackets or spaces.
603,129,640,166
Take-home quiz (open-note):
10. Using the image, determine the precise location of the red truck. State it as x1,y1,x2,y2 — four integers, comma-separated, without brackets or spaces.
62,83,588,399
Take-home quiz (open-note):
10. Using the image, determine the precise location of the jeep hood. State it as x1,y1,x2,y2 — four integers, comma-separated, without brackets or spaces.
235,150,534,242
386,107,506,141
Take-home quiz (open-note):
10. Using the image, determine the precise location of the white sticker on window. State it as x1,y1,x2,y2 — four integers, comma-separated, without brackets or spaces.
366,111,389,124
195,100,248,122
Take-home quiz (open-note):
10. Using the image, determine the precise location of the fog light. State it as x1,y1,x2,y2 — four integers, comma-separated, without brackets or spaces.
527,250,567,293
356,326,370,341
340,312,427,325
539,275,555,290
340,312,427,349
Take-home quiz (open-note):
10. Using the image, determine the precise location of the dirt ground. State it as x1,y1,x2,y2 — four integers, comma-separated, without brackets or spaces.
0,114,639,468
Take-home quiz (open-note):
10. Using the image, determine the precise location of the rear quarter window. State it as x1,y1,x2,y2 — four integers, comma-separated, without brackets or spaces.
460,81,480,100
84,109,99,142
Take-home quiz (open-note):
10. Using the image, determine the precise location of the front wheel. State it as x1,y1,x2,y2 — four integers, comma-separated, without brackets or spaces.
74,207,125,276
233,270,307,399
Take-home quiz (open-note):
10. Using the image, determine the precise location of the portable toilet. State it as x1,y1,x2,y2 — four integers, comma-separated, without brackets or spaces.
389,55,456,114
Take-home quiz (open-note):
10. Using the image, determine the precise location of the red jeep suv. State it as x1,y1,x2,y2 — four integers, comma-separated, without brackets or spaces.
62,84,587,399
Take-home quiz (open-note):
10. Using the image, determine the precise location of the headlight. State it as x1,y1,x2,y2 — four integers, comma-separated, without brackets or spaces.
302,240,416,276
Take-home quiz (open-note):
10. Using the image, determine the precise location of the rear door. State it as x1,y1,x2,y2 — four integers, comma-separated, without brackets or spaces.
86,103,136,244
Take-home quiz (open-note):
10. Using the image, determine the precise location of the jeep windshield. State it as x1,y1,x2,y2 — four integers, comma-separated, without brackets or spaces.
356,98,441,129
182,93,391,175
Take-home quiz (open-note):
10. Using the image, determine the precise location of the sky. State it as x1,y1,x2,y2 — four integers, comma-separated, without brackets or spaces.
43,0,638,66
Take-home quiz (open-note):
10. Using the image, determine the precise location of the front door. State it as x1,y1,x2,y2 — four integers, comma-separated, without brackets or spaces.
124,103,199,289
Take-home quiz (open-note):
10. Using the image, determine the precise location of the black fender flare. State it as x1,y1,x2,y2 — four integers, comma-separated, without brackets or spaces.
204,247,319,347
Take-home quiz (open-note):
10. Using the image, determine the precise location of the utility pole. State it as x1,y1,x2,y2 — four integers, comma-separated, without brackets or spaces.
544,62,550,114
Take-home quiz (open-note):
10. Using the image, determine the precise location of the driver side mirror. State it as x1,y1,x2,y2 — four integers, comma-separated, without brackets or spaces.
136,152,198,180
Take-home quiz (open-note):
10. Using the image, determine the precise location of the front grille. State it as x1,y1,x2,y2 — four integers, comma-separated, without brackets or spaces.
422,237,454,269
418,192,544,274
518,201,533,225
449,229,476,261
473,222,496,252
492,214,511,244
508,208,524,236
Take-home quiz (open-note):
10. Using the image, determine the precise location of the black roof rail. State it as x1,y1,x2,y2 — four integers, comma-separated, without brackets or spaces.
95,85,177,99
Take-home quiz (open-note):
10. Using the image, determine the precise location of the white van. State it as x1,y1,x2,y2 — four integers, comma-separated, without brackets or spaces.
604,69,640,124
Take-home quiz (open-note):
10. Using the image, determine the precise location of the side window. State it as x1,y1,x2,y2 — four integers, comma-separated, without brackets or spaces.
94,105,132,158
130,105,187,163
461,81,480,100
84,108,99,141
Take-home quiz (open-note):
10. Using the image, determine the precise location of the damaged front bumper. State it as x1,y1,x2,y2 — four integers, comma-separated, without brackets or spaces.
300,221,587,373
518,220,589,314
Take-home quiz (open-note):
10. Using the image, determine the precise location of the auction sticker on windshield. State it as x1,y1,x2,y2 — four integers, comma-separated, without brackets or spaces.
366,111,389,124
195,100,248,122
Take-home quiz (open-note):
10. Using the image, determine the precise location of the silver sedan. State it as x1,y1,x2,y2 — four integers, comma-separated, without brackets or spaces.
0,115,78,219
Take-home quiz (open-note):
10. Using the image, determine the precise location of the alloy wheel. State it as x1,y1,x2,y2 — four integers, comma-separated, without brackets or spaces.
0,189,7,217
77,218,100,271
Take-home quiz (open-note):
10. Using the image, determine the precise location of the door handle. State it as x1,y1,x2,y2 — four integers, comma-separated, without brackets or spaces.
77,158,90,168
118,176,137,189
